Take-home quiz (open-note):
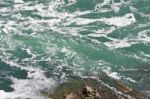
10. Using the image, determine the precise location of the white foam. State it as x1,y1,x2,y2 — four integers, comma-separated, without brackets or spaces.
102,66,137,83
0,8,10,13
95,0,131,13
64,13,136,28
95,0,111,9
104,37,137,49
103,67,121,80
140,52,150,59
99,13,136,27
0,63,56,99
72,18,97,25
111,1,122,13
137,29,150,43
2,21,17,34
109,72,121,80
104,40,130,49
87,27,116,37
125,77,136,83
14,0,24,4
0,1,145,98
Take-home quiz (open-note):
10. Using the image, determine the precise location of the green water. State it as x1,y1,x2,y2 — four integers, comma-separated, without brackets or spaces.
0,0,150,98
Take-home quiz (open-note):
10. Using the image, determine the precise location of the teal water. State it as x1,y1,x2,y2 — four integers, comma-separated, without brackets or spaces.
0,0,150,98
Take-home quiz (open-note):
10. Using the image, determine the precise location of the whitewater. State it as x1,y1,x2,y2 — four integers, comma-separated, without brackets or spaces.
0,0,150,98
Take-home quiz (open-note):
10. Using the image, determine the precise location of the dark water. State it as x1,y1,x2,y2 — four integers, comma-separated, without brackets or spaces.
0,0,150,98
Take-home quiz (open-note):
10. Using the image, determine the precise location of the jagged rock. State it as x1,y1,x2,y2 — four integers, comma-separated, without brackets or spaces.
50,77,84,99
48,76,150,99
97,72,150,99
49,77,119,99
66,93,78,99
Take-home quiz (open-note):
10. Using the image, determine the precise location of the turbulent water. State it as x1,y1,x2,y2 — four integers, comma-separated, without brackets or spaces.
0,0,150,98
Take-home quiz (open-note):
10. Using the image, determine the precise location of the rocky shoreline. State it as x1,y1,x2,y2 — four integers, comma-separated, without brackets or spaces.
46,76,150,99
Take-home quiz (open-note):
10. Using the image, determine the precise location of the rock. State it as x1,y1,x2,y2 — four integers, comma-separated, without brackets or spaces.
48,76,150,99
115,80,134,93
66,93,77,99
49,77,120,99
83,78,119,99
50,77,84,99
97,72,150,99
86,86,94,93
95,91,101,98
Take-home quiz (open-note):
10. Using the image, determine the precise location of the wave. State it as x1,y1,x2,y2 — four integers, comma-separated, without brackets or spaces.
0,0,150,98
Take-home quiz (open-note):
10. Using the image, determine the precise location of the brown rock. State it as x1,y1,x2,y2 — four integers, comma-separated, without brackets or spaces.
66,93,77,99
86,86,94,93
48,76,149,99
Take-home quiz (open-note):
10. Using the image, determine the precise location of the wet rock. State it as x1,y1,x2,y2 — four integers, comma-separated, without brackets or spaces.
97,72,150,99
83,78,119,99
50,77,84,99
49,77,120,99
48,76,150,99
66,93,78,99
